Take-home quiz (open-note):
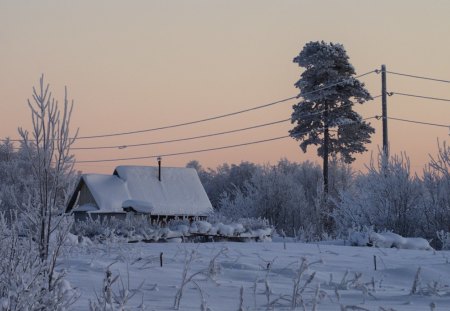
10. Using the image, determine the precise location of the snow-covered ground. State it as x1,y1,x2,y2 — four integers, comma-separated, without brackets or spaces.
64,240,450,310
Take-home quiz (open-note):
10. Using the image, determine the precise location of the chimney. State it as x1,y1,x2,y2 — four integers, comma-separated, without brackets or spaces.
157,156,162,181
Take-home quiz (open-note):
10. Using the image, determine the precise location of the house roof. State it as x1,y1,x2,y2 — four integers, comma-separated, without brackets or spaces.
82,174,131,213
67,166,213,216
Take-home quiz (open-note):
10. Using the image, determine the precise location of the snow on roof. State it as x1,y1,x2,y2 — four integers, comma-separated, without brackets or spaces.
82,174,131,213
75,166,213,216
114,166,213,216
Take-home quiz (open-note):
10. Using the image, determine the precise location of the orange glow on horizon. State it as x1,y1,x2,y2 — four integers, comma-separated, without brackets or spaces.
1,1,448,174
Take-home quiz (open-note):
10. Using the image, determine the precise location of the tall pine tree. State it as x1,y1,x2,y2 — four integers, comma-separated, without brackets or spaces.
289,41,374,194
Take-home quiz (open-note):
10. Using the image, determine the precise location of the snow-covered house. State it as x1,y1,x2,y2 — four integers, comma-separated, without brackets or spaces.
65,166,213,221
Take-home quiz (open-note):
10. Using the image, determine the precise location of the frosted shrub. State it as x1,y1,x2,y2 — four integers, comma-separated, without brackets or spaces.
89,264,144,311
173,248,227,310
0,213,78,310
263,257,324,309
71,216,108,238
334,151,422,237
420,142,450,246
71,214,157,241
346,226,373,247
236,217,270,231
436,231,450,250
72,214,273,243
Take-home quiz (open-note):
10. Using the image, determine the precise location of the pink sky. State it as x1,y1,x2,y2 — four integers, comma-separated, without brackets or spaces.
1,1,449,174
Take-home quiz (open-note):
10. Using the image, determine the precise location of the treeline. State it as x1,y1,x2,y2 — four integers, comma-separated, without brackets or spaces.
1,139,449,247
187,142,450,247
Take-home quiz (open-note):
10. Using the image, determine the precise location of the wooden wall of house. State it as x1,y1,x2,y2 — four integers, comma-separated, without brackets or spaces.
77,184,98,208
73,211,208,223
73,212,127,222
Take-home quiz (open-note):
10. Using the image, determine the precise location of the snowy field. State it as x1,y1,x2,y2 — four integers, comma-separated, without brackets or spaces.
63,240,450,310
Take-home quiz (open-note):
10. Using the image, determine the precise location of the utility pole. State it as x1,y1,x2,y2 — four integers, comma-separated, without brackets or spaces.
381,64,388,157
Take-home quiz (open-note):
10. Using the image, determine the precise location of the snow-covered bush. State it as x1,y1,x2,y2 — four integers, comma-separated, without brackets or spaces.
346,226,433,250
0,213,78,310
71,214,273,243
347,226,372,246
436,230,450,250
71,214,157,241
334,151,423,237
420,142,450,247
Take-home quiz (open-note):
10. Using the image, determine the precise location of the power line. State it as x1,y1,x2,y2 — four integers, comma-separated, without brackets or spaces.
385,70,450,84
76,136,290,163
376,116,449,128
391,92,450,102
4,94,381,150
0,97,291,143
76,97,297,140
76,116,377,163
73,95,381,150
73,118,291,150
73,70,377,140
0,70,377,143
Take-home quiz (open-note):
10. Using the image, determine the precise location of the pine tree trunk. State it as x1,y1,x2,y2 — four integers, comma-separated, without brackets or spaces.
323,102,329,195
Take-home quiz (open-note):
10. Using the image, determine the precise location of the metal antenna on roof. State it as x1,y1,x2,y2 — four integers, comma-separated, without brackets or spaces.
157,156,162,181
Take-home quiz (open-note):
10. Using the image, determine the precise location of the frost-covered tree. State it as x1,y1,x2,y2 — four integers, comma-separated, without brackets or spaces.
0,76,79,309
290,41,374,194
18,75,78,261
187,161,258,210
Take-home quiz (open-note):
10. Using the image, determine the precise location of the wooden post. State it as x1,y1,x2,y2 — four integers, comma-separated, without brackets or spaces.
157,156,162,181
381,65,388,157
373,255,377,271
160,252,163,267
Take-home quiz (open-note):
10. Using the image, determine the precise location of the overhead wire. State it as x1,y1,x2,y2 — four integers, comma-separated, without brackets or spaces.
0,69,377,143
72,118,291,150
73,95,381,150
76,97,297,140
76,136,291,163
390,92,450,102
5,69,450,145
376,116,449,128
4,67,449,165
76,116,378,163
73,70,378,140
385,70,450,84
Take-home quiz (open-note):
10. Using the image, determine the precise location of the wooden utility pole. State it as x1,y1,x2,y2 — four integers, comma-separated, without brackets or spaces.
381,64,389,157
